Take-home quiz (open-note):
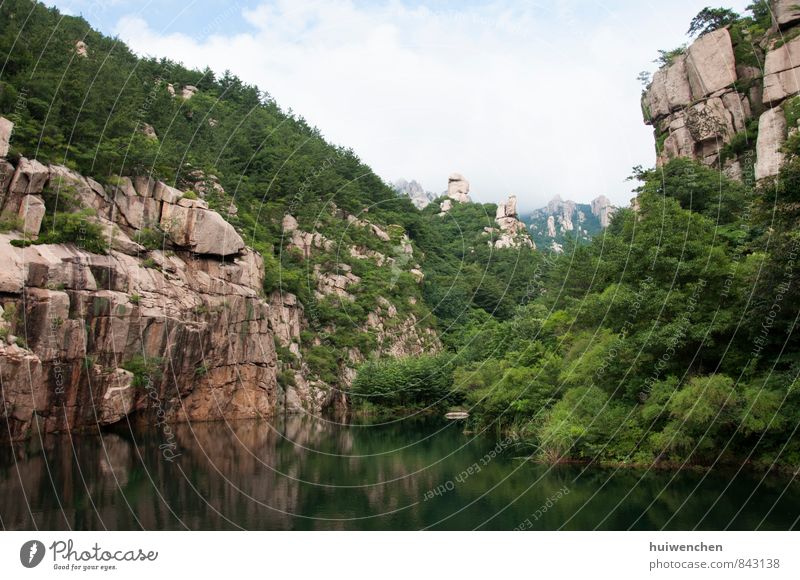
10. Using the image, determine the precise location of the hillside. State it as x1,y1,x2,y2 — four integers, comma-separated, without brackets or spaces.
0,0,546,440
0,0,445,439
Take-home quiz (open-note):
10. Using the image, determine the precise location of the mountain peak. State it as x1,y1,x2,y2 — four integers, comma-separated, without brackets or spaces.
392,178,435,209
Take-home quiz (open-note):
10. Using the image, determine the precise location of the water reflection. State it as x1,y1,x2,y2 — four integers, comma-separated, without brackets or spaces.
1,416,798,530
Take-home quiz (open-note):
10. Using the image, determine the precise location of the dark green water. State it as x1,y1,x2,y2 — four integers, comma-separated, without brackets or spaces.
1,416,798,530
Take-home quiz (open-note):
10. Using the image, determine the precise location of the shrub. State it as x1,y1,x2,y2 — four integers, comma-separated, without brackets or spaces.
351,354,457,409
135,226,167,251
37,209,109,254
122,355,164,388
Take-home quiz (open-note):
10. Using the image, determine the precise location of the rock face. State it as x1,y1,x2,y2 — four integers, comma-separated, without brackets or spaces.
755,107,787,180
446,172,471,203
0,156,440,441
642,10,800,181
181,85,198,100
590,195,615,228
0,117,13,158
763,35,800,105
772,0,800,29
521,195,613,252
161,201,245,256
492,195,534,249
685,28,737,99
392,178,435,209
438,172,472,214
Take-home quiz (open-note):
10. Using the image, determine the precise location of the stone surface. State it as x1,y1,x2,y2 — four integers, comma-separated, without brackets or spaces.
18,195,45,237
645,56,693,120
114,185,161,230
160,203,245,256
755,106,787,180
75,40,88,57
0,117,13,158
181,85,198,100
0,162,441,441
772,0,800,29
446,172,471,202
8,158,49,195
141,123,157,140
763,36,800,104
282,214,298,232
591,195,615,228
492,194,534,249
685,28,737,99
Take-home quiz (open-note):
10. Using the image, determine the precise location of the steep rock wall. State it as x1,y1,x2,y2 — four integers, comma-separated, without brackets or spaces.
642,4,800,182
0,149,439,441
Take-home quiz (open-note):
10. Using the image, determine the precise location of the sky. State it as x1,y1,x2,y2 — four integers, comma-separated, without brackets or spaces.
47,0,752,211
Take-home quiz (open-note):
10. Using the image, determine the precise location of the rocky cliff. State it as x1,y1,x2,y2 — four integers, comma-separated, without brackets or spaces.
642,3,800,182
0,121,438,441
490,195,535,249
521,194,614,253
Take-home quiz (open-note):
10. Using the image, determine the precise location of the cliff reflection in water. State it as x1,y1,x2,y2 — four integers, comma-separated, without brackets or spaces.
1,415,799,530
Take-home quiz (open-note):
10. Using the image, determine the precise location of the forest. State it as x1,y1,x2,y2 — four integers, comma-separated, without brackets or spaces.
3,0,799,470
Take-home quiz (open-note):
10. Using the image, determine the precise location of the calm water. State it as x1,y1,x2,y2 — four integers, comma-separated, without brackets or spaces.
1,415,798,530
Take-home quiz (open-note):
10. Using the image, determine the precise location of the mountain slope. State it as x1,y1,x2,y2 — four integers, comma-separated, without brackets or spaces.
0,0,441,440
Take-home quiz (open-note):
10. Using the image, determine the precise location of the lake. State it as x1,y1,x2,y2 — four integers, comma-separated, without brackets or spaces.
1,415,798,530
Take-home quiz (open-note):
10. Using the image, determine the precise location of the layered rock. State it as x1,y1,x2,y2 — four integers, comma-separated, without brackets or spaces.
0,156,439,441
0,229,296,441
772,0,800,29
763,35,800,105
642,8,800,181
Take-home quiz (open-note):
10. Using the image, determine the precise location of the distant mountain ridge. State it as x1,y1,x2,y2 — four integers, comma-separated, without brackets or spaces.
392,178,436,209
520,195,615,252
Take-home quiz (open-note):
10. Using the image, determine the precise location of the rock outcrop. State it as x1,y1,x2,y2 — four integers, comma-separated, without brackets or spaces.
446,172,471,202
492,195,534,249
590,195,615,228
0,154,439,441
772,0,800,29
642,7,800,181
0,117,12,158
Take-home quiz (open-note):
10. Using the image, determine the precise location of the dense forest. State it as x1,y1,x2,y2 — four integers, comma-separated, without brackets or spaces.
3,0,799,471
354,3,800,471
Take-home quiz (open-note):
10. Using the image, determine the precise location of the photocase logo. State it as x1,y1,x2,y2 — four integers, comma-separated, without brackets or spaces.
20,540,46,568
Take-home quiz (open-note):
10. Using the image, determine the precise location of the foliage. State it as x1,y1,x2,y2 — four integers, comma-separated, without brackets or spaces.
654,45,687,67
687,7,739,37
122,355,164,388
351,354,458,410
37,210,109,254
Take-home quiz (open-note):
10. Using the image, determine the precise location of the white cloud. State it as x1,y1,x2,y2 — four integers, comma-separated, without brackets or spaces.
112,0,751,210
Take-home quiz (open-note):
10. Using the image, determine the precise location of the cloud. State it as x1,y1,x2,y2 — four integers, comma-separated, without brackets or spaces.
110,0,751,210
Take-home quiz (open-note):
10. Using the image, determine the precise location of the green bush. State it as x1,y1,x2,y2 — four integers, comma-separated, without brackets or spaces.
37,209,109,254
122,355,164,388
351,354,457,409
